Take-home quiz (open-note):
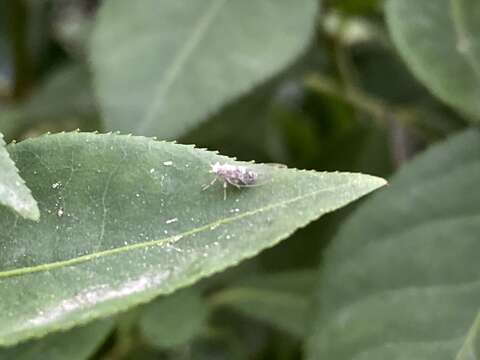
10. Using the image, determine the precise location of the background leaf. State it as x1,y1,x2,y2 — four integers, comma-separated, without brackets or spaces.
0,132,38,220
0,319,113,360
90,0,318,138
307,129,480,360
210,270,316,337
0,132,385,346
386,0,480,120
139,288,209,349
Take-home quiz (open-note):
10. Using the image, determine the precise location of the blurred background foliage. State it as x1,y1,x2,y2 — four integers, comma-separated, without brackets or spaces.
0,0,473,359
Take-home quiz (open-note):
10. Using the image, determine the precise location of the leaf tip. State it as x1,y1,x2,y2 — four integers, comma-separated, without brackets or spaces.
25,205,41,222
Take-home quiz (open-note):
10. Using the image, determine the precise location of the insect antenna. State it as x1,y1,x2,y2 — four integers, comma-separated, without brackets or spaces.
202,177,217,191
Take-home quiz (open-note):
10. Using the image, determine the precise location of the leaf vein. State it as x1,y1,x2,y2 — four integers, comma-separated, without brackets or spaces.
138,0,228,132
0,182,353,279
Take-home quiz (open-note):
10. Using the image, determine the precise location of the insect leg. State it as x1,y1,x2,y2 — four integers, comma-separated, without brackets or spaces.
226,178,241,189
202,177,217,191
223,181,227,200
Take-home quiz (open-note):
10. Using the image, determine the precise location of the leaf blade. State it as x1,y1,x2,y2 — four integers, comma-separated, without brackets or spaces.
307,129,480,360
0,133,39,220
0,132,385,346
90,0,318,138
0,320,113,360
211,270,317,337
139,288,209,349
386,0,480,120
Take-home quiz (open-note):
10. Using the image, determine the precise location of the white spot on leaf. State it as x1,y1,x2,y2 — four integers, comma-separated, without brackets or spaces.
51,182,61,189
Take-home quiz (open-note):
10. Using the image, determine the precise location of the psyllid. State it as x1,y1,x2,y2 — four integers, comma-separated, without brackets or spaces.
202,162,284,200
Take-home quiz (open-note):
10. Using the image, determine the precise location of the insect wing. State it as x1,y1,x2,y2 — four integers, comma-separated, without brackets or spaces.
234,164,275,187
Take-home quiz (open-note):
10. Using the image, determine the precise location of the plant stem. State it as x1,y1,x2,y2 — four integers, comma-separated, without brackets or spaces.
6,0,32,100
305,73,387,121
304,73,439,140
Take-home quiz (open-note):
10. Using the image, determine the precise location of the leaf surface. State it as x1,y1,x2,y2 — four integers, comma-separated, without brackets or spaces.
90,0,318,138
0,319,112,360
307,129,480,360
211,270,316,337
139,288,208,349
386,0,480,120
0,133,39,220
0,132,385,346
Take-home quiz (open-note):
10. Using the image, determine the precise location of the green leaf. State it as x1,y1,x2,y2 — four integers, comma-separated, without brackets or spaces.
0,133,39,220
307,129,480,360
210,270,317,337
0,319,113,360
90,0,318,139
139,288,209,349
457,312,480,360
386,0,480,120
0,132,385,346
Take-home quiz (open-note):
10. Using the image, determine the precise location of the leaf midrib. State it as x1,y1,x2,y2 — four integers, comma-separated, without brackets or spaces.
0,182,352,280
455,310,480,360
138,0,229,132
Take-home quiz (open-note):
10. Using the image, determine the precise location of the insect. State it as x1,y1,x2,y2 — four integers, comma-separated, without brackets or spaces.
202,162,260,200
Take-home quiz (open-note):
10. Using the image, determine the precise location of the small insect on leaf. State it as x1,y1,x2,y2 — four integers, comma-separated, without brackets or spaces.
202,162,273,200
